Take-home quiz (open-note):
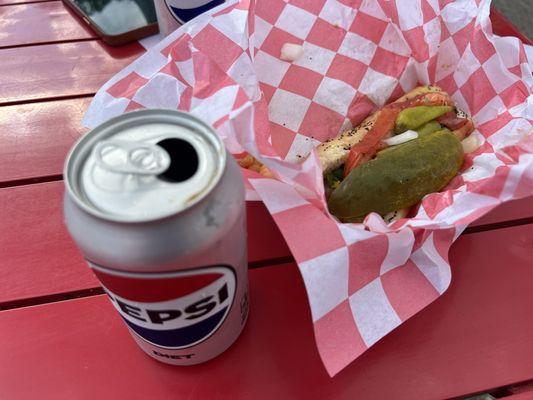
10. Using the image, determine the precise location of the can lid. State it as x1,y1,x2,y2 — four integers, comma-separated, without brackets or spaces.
65,110,226,222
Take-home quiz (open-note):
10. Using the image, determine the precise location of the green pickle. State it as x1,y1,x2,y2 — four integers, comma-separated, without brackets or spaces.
377,122,445,157
325,166,343,189
417,120,442,137
328,131,464,223
395,105,452,133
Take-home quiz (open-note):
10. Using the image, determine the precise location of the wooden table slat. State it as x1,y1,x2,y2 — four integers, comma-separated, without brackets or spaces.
471,197,533,228
0,98,91,184
504,393,533,400
0,6,531,399
0,177,531,305
0,1,97,48
0,181,290,305
491,7,532,45
0,0,56,5
0,223,532,400
0,40,144,105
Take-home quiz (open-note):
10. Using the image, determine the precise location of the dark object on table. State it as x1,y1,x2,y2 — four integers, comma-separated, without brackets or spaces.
493,0,533,41
62,0,159,45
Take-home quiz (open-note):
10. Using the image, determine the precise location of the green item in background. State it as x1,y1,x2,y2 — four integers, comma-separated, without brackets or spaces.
395,105,452,133
325,166,344,190
377,123,448,157
417,120,443,137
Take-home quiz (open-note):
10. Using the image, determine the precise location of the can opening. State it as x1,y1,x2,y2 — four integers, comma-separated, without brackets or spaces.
157,138,199,182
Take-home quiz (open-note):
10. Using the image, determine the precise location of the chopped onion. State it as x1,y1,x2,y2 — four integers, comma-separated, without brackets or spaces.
280,43,304,62
461,135,480,154
383,130,418,146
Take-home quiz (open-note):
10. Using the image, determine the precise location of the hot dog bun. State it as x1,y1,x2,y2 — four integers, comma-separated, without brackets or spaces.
238,85,473,178
317,85,444,174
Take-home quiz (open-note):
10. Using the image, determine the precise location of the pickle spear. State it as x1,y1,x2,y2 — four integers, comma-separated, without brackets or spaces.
327,131,464,222
395,105,452,133
377,122,446,157
417,120,442,137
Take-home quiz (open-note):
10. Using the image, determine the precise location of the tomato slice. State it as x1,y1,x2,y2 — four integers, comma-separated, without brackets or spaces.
437,111,468,130
344,107,398,176
392,91,453,111
343,91,455,177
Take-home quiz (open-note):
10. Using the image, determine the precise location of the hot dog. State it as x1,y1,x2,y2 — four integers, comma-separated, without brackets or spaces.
322,85,474,222
239,85,475,223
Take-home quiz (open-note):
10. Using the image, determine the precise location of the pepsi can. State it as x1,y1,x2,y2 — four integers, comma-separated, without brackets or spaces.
64,109,248,365
155,0,226,36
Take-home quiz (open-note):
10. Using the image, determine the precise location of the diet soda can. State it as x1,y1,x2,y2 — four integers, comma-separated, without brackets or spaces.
64,109,248,365
155,0,226,36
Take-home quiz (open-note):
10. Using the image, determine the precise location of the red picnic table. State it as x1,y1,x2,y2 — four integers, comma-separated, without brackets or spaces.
1,2,532,399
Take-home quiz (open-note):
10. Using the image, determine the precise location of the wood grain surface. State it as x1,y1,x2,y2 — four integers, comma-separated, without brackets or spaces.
0,1,97,48
0,0,55,5
0,181,290,305
1,223,532,399
0,98,91,184
0,4,531,400
0,40,143,104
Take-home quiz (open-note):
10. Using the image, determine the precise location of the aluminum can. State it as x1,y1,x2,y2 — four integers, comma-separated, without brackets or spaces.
155,0,226,36
64,109,248,365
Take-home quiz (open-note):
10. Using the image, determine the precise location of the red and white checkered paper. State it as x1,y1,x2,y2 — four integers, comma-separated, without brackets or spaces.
83,0,533,376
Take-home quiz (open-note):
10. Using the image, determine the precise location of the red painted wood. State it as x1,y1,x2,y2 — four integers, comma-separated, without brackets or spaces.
0,0,55,4
246,200,291,263
0,182,96,304
0,181,290,304
509,381,533,396
0,40,144,105
491,8,532,45
0,2,529,399
0,175,529,306
0,1,97,48
469,196,533,228
0,98,91,184
0,223,532,399
1,98,531,222
504,393,533,400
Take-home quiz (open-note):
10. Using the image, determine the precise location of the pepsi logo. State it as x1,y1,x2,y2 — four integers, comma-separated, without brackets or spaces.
90,263,236,349
164,0,225,23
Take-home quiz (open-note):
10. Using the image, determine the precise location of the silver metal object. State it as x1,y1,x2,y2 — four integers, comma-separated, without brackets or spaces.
64,109,248,365
93,140,171,175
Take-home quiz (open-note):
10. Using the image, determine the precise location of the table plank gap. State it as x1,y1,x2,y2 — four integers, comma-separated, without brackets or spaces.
502,394,533,400
249,255,295,269
464,216,533,235
0,174,63,189
0,287,105,311
0,92,95,108
0,0,55,5
0,37,98,51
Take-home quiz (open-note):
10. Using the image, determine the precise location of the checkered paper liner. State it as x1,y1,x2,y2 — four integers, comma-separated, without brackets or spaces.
83,0,533,376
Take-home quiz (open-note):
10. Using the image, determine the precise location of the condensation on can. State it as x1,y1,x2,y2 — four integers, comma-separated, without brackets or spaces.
63,109,248,365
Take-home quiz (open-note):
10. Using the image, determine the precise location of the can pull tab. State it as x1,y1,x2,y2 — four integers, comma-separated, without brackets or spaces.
93,140,171,175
